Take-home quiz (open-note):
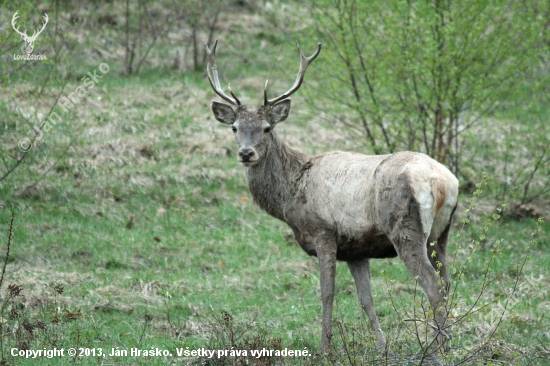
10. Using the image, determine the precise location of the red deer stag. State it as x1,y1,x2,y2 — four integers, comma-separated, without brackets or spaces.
206,39,458,352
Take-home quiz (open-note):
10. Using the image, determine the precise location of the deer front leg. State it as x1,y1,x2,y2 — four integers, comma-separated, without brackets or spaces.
316,241,337,353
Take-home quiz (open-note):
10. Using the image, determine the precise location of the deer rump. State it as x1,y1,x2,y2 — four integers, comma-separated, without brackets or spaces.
282,151,457,262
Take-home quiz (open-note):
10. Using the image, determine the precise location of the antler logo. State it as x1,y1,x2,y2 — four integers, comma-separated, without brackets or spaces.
12,11,48,55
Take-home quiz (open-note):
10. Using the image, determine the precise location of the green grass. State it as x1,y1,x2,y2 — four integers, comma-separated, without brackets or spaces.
1,2,549,365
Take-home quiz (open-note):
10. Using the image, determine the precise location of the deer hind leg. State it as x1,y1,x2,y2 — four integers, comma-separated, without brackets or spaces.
396,238,448,323
347,258,386,350
383,198,449,349
392,229,450,352
427,216,453,296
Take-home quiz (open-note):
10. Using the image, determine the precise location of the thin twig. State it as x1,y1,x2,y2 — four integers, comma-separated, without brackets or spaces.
0,209,16,290
18,133,79,196
0,81,67,183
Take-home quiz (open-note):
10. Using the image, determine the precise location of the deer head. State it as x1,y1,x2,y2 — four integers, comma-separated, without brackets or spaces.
206,39,321,166
12,11,49,54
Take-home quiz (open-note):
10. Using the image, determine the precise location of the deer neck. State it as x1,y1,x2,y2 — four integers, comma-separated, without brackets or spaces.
245,132,308,222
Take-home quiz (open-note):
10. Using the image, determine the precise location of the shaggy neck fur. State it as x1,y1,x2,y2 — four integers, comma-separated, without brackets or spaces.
246,131,308,222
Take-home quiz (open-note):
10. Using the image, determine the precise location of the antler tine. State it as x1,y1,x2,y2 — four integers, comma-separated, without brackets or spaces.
205,39,241,106
264,41,321,107
28,14,48,40
227,83,241,106
11,11,27,37
263,80,269,106
36,14,48,35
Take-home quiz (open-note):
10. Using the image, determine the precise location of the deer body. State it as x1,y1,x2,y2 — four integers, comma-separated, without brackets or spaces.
206,40,458,352
249,144,457,260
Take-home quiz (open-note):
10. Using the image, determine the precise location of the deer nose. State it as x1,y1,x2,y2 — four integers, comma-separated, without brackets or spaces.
239,148,254,162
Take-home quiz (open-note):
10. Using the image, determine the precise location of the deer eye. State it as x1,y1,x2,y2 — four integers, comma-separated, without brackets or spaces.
263,126,271,133
231,126,237,133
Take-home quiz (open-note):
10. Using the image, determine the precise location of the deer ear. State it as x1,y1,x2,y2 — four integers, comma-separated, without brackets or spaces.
211,101,236,125
269,99,291,125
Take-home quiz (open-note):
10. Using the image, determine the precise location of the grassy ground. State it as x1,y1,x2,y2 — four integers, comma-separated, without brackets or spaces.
0,1,549,365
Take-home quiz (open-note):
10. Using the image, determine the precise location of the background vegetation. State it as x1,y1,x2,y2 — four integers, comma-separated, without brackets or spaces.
0,0,548,365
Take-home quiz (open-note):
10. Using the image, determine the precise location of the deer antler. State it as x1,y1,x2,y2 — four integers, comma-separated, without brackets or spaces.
11,11,28,39
264,41,321,107
27,14,49,42
205,39,241,106
11,12,48,42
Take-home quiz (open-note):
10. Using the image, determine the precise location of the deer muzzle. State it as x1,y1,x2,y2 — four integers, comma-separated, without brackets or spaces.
238,147,257,165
